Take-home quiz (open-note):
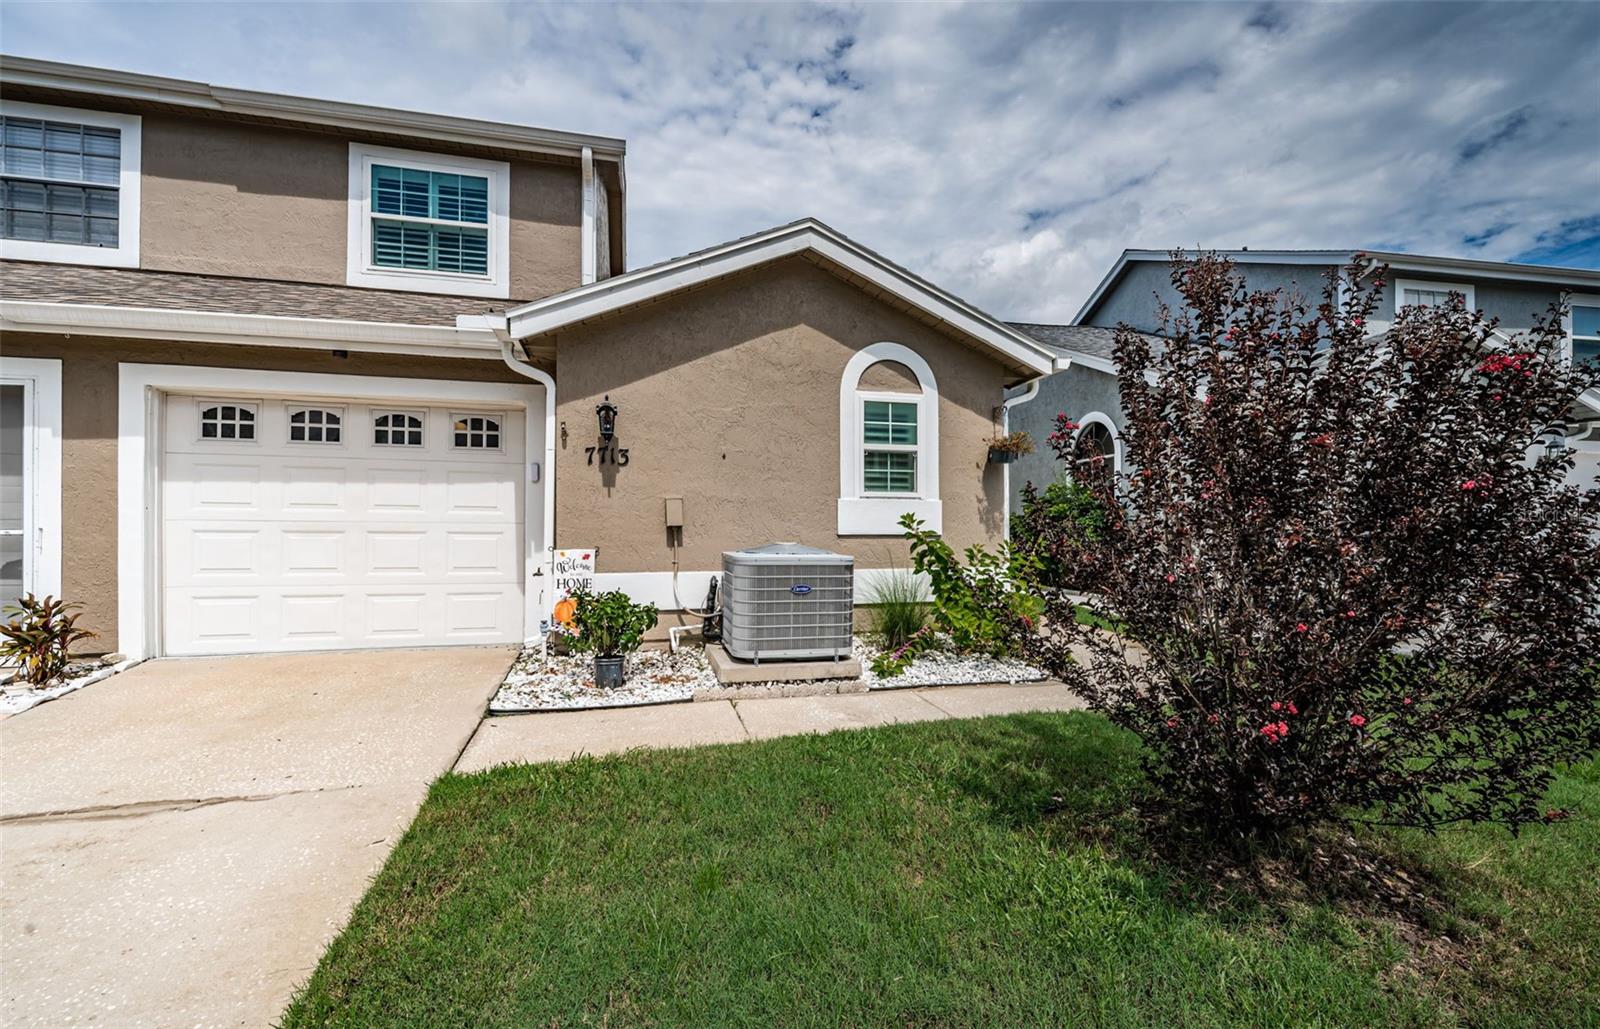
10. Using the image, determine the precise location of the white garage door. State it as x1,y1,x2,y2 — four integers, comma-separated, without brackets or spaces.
162,394,525,656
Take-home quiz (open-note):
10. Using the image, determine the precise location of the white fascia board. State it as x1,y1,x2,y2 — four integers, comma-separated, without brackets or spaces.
506,220,1055,376
0,55,625,162
1,301,503,360
1359,251,1600,289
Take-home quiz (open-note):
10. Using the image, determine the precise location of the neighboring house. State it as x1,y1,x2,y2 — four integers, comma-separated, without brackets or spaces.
1007,249,1600,512
0,56,1055,659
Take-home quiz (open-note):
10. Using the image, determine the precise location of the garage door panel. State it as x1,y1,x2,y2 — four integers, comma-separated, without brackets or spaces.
161,393,526,655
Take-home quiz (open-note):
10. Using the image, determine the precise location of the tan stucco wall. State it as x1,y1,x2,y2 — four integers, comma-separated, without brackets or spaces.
135,113,583,300
551,256,1010,581
0,332,529,652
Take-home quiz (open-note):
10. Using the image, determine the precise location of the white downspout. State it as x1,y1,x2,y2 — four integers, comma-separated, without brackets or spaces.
580,146,597,286
494,323,558,649
1000,366,1055,539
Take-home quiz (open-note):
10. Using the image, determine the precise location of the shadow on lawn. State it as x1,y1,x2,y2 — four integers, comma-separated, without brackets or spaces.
945,711,1486,938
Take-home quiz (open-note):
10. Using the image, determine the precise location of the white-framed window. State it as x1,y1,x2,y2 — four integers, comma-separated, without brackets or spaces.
0,100,141,268
287,406,343,444
1394,279,1476,316
451,413,503,450
1566,293,1600,367
1069,415,1121,480
860,396,919,495
372,409,425,447
837,343,941,535
197,401,258,442
346,143,509,298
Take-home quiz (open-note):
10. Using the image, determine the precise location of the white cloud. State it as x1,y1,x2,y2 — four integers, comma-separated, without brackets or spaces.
4,0,1596,320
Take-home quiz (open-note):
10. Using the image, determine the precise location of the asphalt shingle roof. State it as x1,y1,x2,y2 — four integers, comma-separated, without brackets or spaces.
0,261,513,326
1007,322,1166,365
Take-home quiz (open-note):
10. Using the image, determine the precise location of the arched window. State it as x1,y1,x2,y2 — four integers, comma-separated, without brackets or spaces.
287,407,342,444
198,402,256,441
373,410,424,447
1074,422,1114,474
452,413,502,450
838,342,941,534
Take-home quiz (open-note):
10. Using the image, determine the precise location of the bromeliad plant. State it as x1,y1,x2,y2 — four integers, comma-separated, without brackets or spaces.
1031,252,1600,840
899,513,1044,659
1,594,97,686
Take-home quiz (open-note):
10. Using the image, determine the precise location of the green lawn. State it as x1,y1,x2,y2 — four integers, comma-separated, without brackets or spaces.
283,712,1598,1028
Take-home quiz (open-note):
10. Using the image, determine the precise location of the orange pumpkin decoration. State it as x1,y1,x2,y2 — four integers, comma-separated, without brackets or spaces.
553,596,579,631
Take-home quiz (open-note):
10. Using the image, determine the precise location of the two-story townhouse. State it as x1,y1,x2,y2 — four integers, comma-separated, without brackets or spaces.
0,56,1056,660
1007,249,1600,510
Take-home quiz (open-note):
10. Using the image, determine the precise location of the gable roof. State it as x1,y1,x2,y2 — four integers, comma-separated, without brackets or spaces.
0,54,625,163
1075,247,1600,324
502,219,1055,380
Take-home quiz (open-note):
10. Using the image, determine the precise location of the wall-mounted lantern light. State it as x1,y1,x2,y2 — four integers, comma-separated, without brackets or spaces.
596,395,619,442
1541,421,1568,461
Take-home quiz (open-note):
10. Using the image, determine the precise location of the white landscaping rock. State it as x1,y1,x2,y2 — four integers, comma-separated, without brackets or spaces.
0,657,135,718
488,635,1048,712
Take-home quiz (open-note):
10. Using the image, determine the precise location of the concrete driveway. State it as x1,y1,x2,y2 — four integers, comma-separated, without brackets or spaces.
0,646,513,1028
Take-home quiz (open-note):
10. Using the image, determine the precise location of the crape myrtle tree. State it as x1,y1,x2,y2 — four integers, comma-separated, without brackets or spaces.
1032,253,1600,839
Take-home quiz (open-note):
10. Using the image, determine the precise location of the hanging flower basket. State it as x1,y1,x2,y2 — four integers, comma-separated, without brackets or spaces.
985,431,1034,465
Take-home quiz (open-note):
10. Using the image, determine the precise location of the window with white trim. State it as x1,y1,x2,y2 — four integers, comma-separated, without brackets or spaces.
451,414,502,450
861,398,918,494
1394,279,1475,315
0,101,140,268
347,143,509,298
1568,294,1600,367
1072,421,1116,479
373,410,424,447
199,403,257,441
837,344,942,535
287,407,342,444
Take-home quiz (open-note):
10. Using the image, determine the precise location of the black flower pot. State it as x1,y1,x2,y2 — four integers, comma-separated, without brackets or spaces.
988,447,1019,464
594,655,626,689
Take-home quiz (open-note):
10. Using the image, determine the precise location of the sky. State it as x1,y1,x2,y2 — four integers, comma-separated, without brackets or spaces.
4,1,1597,322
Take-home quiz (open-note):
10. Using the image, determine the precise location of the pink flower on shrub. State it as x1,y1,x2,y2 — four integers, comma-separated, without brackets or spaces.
1207,713,1220,725
1271,701,1282,712
1310,432,1334,448
1461,479,1478,491
1260,721,1289,743
1403,697,1413,706
1167,717,1179,728
1344,609,1358,619
1294,623,1308,633
1165,574,1176,583
1349,714,1367,728
1287,702,1299,716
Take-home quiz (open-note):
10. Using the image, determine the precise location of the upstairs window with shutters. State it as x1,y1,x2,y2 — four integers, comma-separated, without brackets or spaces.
0,102,140,267
347,143,509,298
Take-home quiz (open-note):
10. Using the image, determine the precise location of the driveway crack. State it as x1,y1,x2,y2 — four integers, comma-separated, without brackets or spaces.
1,784,363,825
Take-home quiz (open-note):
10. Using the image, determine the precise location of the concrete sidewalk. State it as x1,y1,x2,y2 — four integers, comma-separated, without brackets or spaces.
456,680,1085,771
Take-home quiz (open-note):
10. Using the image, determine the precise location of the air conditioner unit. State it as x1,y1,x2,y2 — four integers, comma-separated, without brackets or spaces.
720,543,854,663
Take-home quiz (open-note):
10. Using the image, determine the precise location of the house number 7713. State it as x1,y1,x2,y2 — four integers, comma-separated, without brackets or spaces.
585,445,630,466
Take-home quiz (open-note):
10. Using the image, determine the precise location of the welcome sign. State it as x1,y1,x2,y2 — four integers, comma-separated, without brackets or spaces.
550,549,597,626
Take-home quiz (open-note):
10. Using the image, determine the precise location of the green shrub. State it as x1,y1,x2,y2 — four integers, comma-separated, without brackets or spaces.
863,567,928,649
899,513,1043,657
564,588,658,658
1011,475,1109,590
1,594,96,686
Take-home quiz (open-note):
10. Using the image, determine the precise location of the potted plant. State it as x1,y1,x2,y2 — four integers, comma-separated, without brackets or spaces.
564,587,659,688
985,430,1034,464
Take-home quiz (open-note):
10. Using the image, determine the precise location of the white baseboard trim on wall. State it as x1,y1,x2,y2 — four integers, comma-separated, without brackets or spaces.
593,567,928,612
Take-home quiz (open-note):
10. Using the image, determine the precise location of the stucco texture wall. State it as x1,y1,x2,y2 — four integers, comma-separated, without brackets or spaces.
1007,364,1126,513
0,332,528,652
550,257,1011,577
135,112,584,300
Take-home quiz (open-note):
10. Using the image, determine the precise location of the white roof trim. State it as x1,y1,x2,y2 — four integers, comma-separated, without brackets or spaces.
0,300,503,361
504,219,1055,377
1073,248,1354,324
0,55,625,162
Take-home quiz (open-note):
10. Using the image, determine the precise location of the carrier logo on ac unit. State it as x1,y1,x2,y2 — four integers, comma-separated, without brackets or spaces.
790,584,814,595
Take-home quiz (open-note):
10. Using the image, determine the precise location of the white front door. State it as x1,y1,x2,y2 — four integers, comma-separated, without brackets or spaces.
0,358,62,612
160,394,526,656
